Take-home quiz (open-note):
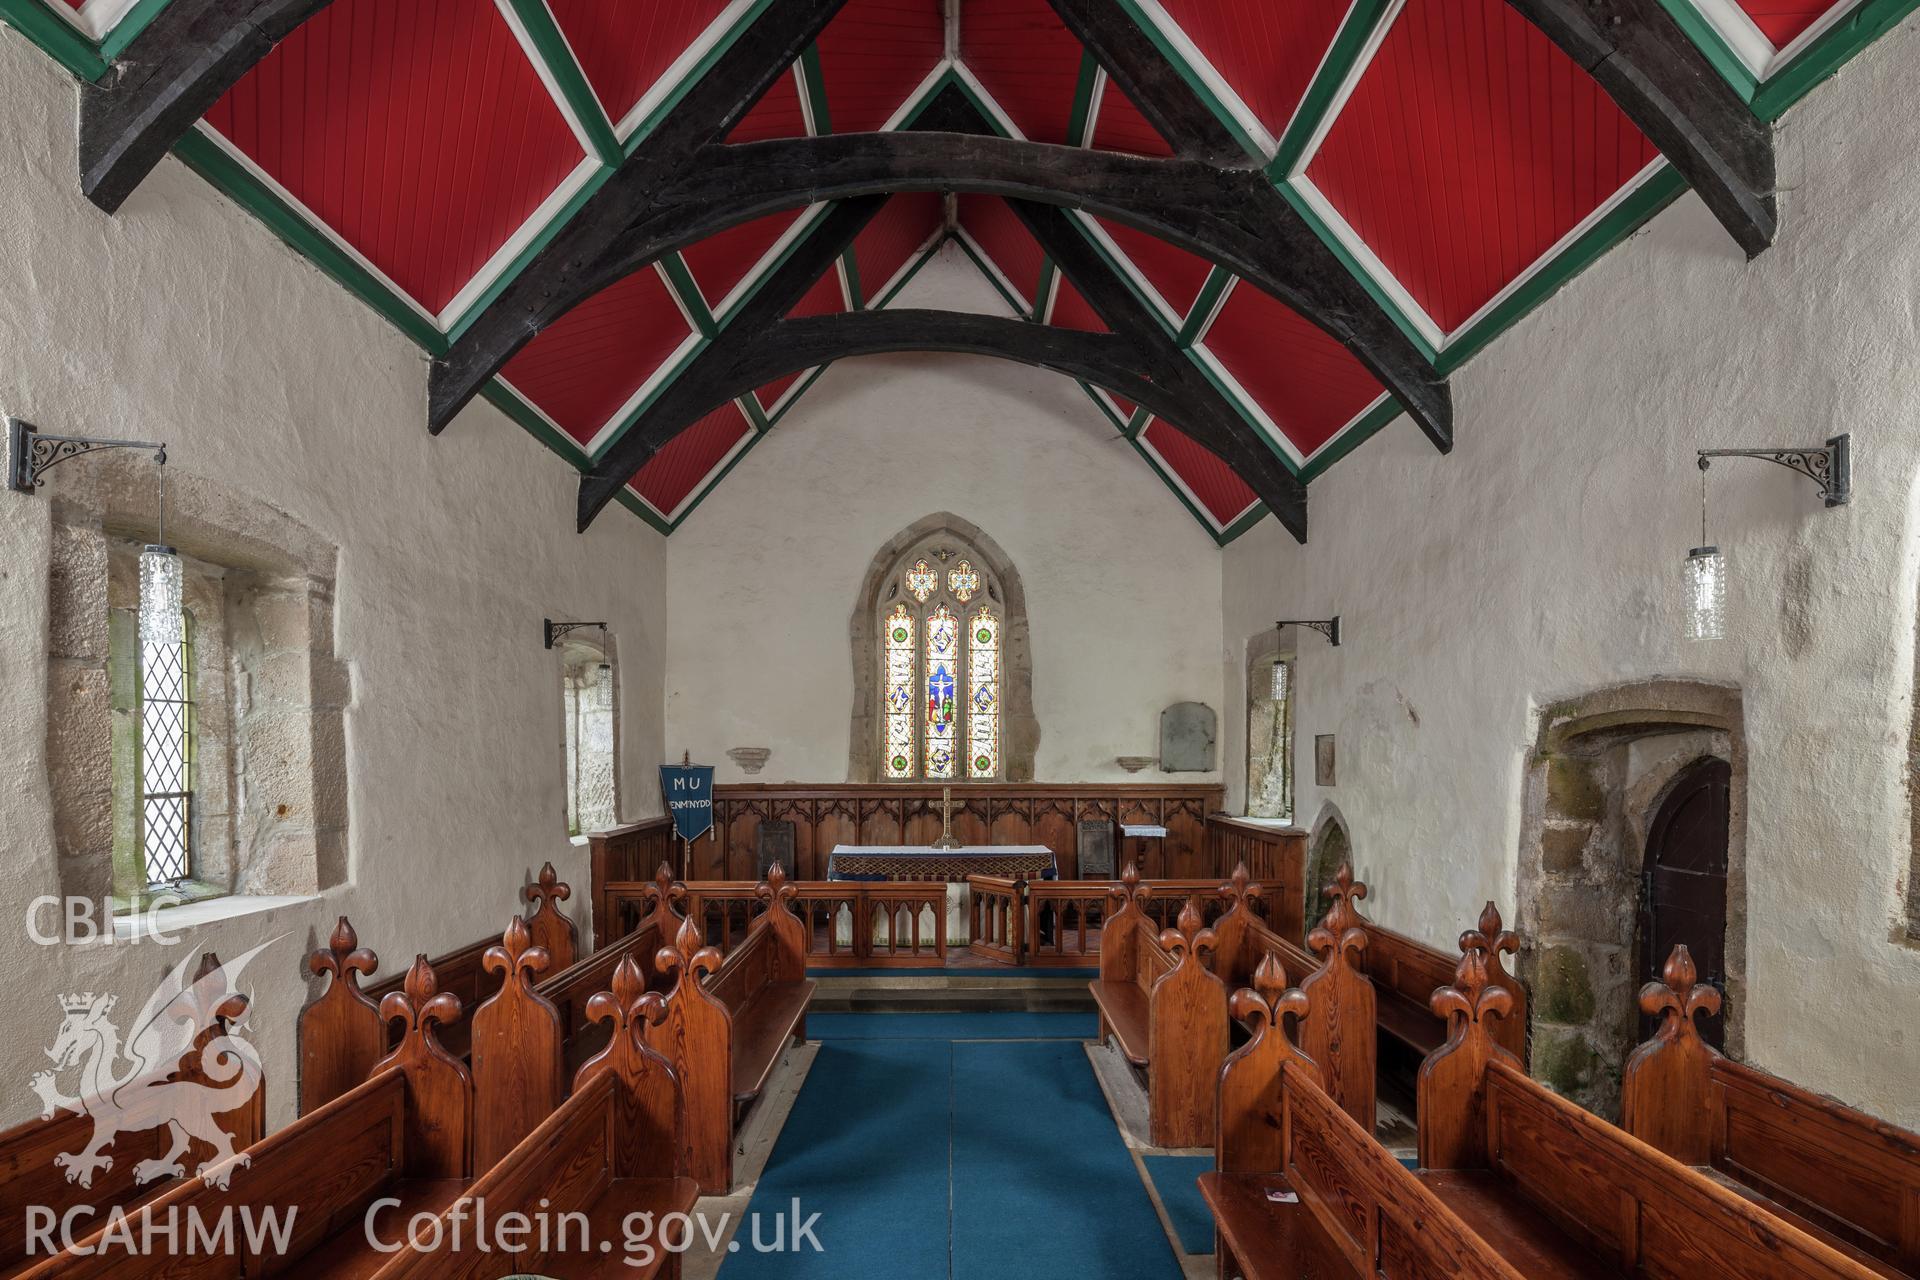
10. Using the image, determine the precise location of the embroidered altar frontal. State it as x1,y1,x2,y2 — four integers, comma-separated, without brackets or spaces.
826,845,1056,880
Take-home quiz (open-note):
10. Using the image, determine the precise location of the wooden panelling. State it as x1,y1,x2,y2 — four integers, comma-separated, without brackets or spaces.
681,784,1225,882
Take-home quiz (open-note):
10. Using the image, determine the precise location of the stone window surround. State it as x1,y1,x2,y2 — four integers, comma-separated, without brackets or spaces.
559,630,620,837
45,453,349,908
847,512,1038,783
1245,625,1298,822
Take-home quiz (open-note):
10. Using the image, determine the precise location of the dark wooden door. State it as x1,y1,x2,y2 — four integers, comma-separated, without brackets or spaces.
1639,757,1731,1048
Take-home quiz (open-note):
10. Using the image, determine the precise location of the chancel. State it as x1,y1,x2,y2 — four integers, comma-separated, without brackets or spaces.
3,1,1920,1277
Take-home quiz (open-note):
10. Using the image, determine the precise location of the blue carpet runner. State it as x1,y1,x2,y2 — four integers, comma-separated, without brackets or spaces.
1141,1155,1217,1255
719,1013,1183,1279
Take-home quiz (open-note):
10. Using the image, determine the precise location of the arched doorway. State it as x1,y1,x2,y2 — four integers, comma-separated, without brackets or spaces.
1303,806,1353,938
1638,757,1730,1048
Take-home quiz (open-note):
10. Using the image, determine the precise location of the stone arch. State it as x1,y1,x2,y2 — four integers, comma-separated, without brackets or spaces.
1303,802,1354,937
1517,679,1746,1116
557,628,620,836
847,513,1037,782
1244,626,1296,820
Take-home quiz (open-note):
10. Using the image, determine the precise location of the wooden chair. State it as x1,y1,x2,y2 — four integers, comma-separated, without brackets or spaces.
0,952,266,1275
645,863,815,1193
1622,944,1920,1277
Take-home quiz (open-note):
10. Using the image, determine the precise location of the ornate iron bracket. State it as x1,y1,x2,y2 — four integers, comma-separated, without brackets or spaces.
544,618,608,650
8,418,166,493
1277,617,1341,647
1697,434,1850,507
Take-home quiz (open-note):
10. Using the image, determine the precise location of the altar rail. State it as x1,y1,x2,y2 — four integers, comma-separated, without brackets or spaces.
961,873,1296,967
661,783,1226,882
598,876,948,968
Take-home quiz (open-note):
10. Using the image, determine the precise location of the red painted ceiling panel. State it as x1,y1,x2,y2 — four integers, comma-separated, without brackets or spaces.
1089,216,1213,320
789,267,851,318
681,208,809,313
631,401,753,517
1048,277,1109,333
1091,83,1173,157
755,371,812,417
547,0,734,128
1147,0,1351,142
815,0,946,134
203,0,584,315
730,64,810,142
1200,279,1384,456
961,0,1085,143
854,192,945,304
1737,0,1843,46
1305,0,1659,333
958,195,1046,308
1142,419,1260,526
500,267,693,445
57,0,82,9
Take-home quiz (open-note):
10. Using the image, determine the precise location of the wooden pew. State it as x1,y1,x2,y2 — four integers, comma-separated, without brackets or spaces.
1206,938,1889,1280
1622,944,1920,1277
2,951,267,1277
300,863,686,1115
645,863,815,1193
1090,870,1228,1147
372,956,699,1279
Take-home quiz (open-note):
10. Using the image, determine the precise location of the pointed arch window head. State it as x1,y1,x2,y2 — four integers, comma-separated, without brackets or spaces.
867,527,1021,783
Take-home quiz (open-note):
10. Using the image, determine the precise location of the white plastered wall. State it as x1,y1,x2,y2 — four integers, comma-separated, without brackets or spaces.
664,247,1227,784
0,29,667,1128
1222,14,1920,1123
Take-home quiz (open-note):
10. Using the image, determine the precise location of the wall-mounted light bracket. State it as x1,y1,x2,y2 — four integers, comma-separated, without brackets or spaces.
1277,616,1341,647
544,618,608,650
1697,434,1850,507
8,418,166,493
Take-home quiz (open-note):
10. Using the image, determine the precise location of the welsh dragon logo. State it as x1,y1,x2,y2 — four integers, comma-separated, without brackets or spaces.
29,939,278,1191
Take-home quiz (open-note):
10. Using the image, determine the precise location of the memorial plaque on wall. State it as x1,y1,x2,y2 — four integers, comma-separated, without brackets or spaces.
1159,702,1218,772
757,820,796,878
1077,819,1116,879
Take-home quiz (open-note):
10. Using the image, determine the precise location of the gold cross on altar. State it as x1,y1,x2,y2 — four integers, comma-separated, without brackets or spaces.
932,785,962,850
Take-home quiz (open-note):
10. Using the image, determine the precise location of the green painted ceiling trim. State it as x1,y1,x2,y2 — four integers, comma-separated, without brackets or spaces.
660,252,718,337
440,162,613,344
868,234,947,310
1433,163,1688,374
738,390,773,432
1065,48,1102,147
614,487,674,535
1653,0,1761,102
97,0,171,62
663,398,770,530
1034,256,1058,321
1295,395,1405,483
713,201,834,324
951,230,1034,316
171,129,449,352
1181,336,1304,475
761,363,833,427
840,248,866,309
1077,380,1130,432
1217,501,1269,544
933,66,1017,138
585,334,709,466
1752,0,1920,119
1123,405,1150,438
1067,211,1181,336
1267,0,1398,179
503,0,623,166
622,0,780,153
480,379,591,469
798,42,832,134
1176,266,1233,346
0,0,108,80
1106,0,1268,161
1127,434,1241,545
1277,182,1439,364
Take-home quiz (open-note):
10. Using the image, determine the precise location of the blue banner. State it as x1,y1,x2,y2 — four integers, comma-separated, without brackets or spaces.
659,763,715,844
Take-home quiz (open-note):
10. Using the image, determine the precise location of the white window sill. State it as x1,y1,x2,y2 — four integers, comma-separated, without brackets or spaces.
1232,815,1300,827
114,893,321,941
569,834,590,847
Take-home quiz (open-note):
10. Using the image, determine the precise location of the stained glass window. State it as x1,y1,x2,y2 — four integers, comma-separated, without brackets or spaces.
906,559,938,602
925,604,959,778
967,607,999,778
885,605,916,779
948,560,979,603
140,611,195,885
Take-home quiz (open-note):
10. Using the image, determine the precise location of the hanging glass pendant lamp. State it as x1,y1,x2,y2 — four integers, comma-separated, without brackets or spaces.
1684,457,1725,642
139,452,182,650
596,624,614,709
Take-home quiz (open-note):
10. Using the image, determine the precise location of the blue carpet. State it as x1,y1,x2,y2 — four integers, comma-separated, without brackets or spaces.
806,1011,1097,1040
1142,1155,1217,1255
720,1014,1183,1279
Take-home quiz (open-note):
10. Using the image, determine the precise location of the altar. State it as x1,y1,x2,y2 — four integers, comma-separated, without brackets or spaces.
827,844,1055,947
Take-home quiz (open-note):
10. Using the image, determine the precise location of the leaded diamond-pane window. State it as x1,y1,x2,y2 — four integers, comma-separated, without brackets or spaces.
139,613,194,885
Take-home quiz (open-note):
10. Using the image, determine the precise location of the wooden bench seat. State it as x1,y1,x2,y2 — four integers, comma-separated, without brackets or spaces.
647,864,815,1192
1089,979,1150,1065
1622,945,1920,1278
1415,1170,1622,1279
1197,1171,1353,1280
297,1178,467,1279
